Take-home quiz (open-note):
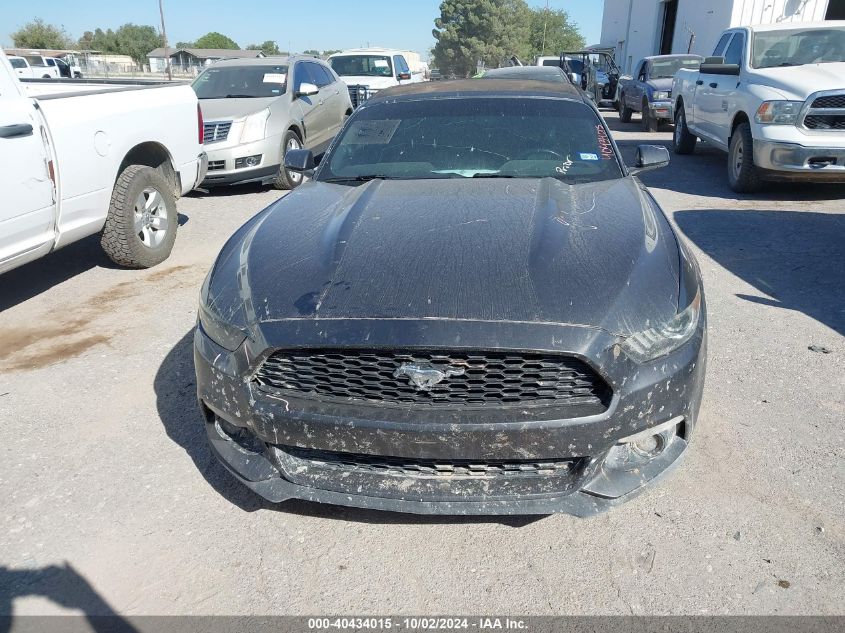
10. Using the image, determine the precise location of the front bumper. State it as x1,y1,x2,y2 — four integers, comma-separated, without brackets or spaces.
649,100,673,121
753,140,845,181
201,135,282,187
194,318,706,516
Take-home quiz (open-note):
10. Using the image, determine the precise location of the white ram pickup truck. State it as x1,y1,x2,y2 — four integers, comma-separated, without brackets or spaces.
1,51,208,275
672,22,845,192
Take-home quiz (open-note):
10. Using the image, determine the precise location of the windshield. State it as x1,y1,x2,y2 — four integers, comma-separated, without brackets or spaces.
330,55,394,78
650,57,701,78
10,58,27,69
191,64,289,99
752,27,845,68
317,97,623,184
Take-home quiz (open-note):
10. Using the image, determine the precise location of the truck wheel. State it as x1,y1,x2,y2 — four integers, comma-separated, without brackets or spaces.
642,101,658,132
673,106,697,155
728,122,763,193
274,130,304,190
619,95,633,123
101,165,178,268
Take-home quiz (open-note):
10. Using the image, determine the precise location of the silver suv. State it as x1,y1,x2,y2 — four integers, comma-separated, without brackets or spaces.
193,56,352,189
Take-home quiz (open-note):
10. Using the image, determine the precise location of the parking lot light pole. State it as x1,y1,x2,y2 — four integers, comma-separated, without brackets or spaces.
159,0,172,80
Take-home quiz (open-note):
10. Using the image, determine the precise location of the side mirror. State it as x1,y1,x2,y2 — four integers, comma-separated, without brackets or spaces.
700,56,740,76
397,72,411,81
630,144,670,175
568,72,579,84
284,148,315,176
296,82,319,98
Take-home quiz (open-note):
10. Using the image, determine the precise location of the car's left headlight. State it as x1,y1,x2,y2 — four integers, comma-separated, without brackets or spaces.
755,101,803,125
621,289,701,363
240,108,270,143
653,90,671,100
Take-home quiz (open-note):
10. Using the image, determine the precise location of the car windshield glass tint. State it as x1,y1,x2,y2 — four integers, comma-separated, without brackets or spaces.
752,27,845,68
191,65,289,99
650,58,701,78
330,55,393,77
319,97,623,183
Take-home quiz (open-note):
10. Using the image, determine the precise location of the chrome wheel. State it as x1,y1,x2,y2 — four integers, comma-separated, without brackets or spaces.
285,136,303,184
731,135,744,181
133,187,169,248
674,114,683,145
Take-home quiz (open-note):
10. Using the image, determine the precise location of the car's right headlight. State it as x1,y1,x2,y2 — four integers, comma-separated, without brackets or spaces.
755,101,803,125
198,273,248,351
653,90,671,100
240,108,270,143
621,289,701,363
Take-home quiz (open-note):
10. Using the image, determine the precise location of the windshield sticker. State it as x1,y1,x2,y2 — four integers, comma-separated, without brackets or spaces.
555,156,574,175
263,73,287,84
347,119,401,145
373,59,389,68
596,125,614,160
579,152,599,161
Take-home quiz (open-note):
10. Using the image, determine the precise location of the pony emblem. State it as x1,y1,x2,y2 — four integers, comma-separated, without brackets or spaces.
393,363,465,392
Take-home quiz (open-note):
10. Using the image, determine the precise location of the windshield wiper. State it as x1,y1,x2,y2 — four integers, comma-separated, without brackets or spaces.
472,173,515,178
322,175,402,183
224,94,256,98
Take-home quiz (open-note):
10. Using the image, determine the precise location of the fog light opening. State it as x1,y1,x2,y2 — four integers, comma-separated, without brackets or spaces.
214,416,264,454
605,417,683,472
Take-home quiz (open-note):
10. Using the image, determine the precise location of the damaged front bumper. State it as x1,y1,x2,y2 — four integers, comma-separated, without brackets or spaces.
194,318,706,516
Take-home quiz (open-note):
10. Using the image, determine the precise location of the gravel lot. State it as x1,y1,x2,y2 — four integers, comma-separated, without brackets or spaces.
1,111,843,617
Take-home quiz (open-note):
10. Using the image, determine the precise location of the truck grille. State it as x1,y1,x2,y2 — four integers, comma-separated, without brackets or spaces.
804,92,845,131
253,349,611,410
348,85,376,108
207,160,225,171
203,121,232,144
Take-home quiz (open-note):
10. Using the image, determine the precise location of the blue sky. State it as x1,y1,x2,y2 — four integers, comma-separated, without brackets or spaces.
2,0,604,58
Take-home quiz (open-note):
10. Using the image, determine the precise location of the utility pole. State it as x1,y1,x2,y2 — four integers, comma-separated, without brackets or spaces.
541,0,549,56
158,0,172,80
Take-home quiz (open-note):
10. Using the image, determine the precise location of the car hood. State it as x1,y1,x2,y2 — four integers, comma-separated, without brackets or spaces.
747,62,845,100
647,77,674,92
206,177,681,337
198,96,278,121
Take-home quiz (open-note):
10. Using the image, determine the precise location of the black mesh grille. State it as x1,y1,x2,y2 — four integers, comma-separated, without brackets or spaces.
812,95,845,109
279,445,584,479
253,349,611,409
804,115,845,130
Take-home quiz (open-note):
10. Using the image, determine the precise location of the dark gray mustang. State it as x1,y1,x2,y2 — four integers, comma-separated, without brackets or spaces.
194,79,706,516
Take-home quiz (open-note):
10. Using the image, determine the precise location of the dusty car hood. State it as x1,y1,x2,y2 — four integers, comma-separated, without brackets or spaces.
748,62,845,100
206,177,681,337
199,96,278,121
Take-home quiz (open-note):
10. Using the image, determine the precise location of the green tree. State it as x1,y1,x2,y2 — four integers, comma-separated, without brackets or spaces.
175,41,195,49
247,41,282,55
528,6,584,58
84,28,119,52
11,18,72,49
114,24,163,64
432,0,532,77
193,32,239,49
303,49,322,57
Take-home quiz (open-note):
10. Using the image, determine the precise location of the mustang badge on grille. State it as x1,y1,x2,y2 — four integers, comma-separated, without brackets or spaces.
393,363,465,392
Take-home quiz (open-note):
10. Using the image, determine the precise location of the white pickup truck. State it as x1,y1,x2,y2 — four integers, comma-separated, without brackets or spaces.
1,51,208,275
672,22,845,192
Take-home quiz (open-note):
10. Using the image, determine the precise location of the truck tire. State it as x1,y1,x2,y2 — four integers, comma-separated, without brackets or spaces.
274,129,304,190
673,106,697,155
101,165,178,268
642,100,658,132
728,122,763,193
619,95,633,123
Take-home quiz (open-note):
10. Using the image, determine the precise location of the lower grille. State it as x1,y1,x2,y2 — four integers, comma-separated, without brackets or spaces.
253,348,612,410
203,121,232,144
207,160,225,171
279,446,584,479
804,115,845,130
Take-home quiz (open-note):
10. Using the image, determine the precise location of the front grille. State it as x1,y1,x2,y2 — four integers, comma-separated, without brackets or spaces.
207,160,225,171
253,349,612,410
804,115,845,130
348,85,376,108
812,95,845,109
203,120,232,144
280,446,584,479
